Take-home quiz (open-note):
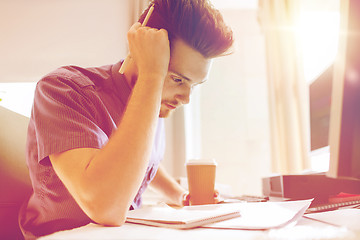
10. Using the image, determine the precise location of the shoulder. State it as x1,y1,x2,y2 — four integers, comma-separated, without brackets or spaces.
39,65,95,89
36,64,114,97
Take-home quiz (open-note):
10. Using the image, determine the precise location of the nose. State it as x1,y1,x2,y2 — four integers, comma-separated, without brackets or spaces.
175,85,191,105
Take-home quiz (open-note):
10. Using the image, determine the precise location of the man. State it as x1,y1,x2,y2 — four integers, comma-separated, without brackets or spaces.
19,0,233,238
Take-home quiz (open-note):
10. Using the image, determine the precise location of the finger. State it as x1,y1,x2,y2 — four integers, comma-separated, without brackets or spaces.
214,190,222,204
182,192,190,206
128,22,142,33
158,28,168,35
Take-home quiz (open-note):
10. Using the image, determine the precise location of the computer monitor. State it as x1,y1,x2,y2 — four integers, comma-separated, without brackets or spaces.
327,0,360,181
264,0,360,200
309,65,332,152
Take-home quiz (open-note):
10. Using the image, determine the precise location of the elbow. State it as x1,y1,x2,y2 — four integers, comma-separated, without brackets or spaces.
92,214,127,227
73,174,133,226
80,195,129,226
87,205,128,226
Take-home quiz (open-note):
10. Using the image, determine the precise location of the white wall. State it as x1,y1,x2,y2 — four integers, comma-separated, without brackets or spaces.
0,0,131,83
199,9,272,196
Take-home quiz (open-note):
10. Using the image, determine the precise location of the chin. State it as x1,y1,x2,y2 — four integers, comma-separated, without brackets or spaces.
159,109,173,118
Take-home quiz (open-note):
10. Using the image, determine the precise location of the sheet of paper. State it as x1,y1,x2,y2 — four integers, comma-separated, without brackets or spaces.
305,208,360,231
201,199,312,230
126,199,312,230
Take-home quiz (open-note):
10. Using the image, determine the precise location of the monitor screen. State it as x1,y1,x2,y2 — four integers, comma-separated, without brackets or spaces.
327,0,360,180
309,65,332,152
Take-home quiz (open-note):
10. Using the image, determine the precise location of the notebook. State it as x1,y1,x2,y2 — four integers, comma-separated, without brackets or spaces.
126,204,240,229
306,199,360,213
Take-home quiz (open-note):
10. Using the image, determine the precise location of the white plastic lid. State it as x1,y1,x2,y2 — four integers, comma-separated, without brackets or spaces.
185,158,217,166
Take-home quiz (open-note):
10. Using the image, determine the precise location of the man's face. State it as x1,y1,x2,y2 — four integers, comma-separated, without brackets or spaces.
159,39,212,118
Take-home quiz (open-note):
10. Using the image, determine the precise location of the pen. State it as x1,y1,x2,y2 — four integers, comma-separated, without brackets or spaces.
119,4,155,74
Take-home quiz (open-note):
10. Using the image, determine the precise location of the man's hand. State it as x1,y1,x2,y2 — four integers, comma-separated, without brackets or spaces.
182,190,221,206
127,22,170,81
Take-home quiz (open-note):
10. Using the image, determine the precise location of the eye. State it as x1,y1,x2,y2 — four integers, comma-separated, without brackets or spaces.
171,76,184,84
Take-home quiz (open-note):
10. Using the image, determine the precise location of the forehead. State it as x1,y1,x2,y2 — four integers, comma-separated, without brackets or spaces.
168,39,212,83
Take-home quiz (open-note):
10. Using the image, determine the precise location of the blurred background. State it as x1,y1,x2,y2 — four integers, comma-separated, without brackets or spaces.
0,0,341,196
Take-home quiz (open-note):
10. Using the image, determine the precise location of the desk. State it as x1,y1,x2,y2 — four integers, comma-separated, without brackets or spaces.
39,209,360,240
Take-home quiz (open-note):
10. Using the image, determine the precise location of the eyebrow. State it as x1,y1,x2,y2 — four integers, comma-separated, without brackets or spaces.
170,71,207,85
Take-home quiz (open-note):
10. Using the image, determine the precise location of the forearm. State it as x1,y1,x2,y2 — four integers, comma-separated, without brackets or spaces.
83,74,164,220
150,164,187,206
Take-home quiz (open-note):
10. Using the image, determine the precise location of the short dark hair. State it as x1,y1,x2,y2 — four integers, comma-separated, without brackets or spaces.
138,0,234,58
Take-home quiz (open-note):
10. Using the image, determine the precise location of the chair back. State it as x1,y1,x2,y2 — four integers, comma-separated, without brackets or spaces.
0,106,32,240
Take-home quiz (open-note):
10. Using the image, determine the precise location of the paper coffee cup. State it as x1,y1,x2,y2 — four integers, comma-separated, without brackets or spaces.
186,159,217,205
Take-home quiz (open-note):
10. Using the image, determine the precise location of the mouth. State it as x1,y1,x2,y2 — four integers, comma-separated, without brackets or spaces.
164,103,177,110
